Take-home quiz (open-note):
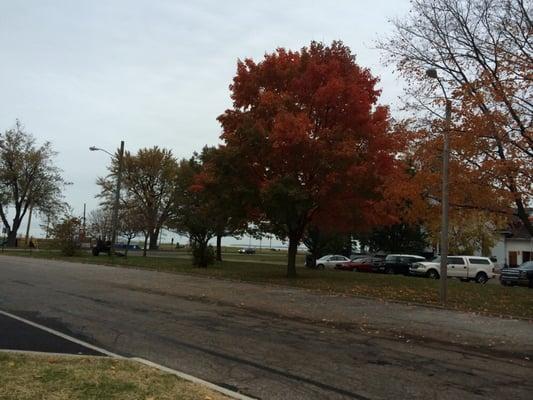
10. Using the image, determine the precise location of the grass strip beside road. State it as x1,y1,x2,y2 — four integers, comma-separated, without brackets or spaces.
3,250,532,320
0,352,229,400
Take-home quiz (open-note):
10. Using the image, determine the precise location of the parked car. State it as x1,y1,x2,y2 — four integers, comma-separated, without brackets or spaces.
384,254,426,275
337,257,385,272
315,254,351,270
238,247,256,254
410,256,496,283
500,261,533,288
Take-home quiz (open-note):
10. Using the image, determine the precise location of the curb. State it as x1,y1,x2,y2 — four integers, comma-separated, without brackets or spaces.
132,357,255,400
0,309,255,400
0,349,111,358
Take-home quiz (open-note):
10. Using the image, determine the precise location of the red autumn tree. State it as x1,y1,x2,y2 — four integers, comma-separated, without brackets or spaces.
217,41,399,277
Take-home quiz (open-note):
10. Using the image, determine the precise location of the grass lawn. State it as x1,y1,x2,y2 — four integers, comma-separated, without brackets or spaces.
0,352,229,400
3,249,532,320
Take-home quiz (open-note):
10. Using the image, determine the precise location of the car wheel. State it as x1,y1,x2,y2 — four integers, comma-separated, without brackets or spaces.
529,278,533,289
500,280,508,286
384,266,394,274
427,269,439,279
92,248,99,256
475,272,488,284
317,264,325,270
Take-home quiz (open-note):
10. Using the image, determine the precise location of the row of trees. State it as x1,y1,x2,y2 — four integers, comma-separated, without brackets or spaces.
89,41,401,274
91,146,248,265
2,0,529,277
107,0,527,276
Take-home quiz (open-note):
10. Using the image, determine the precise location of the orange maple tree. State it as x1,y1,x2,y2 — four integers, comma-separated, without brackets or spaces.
217,41,400,277
379,0,533,235
381,118,520,250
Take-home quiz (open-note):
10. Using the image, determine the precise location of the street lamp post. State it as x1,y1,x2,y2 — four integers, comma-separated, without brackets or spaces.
426,68,451,305
89,141,125,254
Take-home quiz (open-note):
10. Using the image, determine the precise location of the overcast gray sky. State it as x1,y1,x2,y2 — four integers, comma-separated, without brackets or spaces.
0,0,410,240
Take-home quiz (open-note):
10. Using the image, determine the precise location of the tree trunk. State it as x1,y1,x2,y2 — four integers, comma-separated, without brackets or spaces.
143,234,148,257
125,237,131,257
193,239,208,268
199,241,208,268
149,229,159,250
216,234,222,262
7,230,17,247
287,234,299,278
515,197,533,237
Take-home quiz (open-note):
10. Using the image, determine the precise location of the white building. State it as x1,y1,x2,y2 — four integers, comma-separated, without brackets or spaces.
491,210,533,268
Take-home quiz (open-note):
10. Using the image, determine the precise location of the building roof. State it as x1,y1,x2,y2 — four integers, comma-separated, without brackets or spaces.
499,211,533,240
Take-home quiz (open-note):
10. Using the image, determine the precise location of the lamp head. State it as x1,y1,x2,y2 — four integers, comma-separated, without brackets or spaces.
89,146,98,151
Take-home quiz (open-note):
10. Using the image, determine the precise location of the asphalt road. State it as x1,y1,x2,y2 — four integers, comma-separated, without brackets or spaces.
0,313,103,355
0,255,531,400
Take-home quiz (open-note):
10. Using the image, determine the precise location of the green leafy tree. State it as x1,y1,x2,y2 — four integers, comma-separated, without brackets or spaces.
97,146,179,250
170,155,219,267
429,210,504,256
303,226,353,266
196,146,249,261
356,223,429,255
51,216,82,256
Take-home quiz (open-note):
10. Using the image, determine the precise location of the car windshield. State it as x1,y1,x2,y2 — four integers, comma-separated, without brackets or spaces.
432,256,441,263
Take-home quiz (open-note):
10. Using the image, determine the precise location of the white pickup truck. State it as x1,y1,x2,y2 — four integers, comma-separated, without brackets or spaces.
409,256,496,284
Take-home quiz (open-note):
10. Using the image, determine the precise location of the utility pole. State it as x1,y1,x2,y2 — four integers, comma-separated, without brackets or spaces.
110,141,125,253
440,99,451,304
426,68,451,305
81,203,86,241
25,203,33,246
